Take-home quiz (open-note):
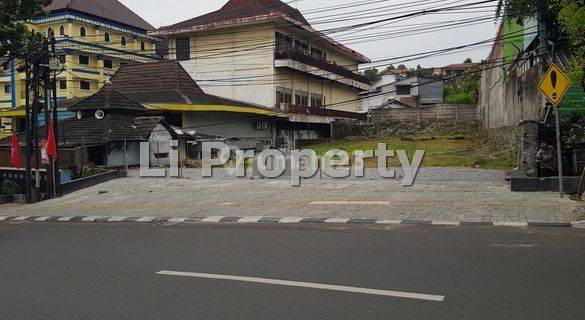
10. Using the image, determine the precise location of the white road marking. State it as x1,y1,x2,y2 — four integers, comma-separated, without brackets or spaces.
156,270,445,302
325,218,350,223
432,221,461,226
0,216,7,221
108,216,128,222
35,217,51,222
136,217,156,222
493,222,528,227
572,221,585,228
201,216,224,223
238,217,263,223
13,216,31,221
168,217,188,223
57,216,74,222
375,220,402,225
82,216,102,222
311,201,391,205
278,217,303,223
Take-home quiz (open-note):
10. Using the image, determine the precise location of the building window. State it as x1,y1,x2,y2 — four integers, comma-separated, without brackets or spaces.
310,93,324,108
175,37,190,61
311,47,322,59
80,26,86,37
58,55,66,64
59,80,67,90
121,36,126,46
78,55,89,65
80,81,91,91
140,41,145,51
4,84,10,94
295,40,308,54
295,91,309,107
103,59,113,69
275,32,292,52
59,25,65,36
104,32,110,42
396,85,411,95
47,27,53,37
276,87,292,108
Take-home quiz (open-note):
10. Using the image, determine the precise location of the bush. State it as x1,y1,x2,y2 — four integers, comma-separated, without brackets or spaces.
0,179,24,195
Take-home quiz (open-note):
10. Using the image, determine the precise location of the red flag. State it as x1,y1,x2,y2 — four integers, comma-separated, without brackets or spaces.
46,121,58,159
10,132,22,168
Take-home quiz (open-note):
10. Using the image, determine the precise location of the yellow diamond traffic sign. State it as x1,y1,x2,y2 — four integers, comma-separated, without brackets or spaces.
539,63,571,107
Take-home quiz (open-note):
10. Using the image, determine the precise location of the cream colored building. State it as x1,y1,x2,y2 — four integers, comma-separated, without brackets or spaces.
150,0,371,114
0,0,158,133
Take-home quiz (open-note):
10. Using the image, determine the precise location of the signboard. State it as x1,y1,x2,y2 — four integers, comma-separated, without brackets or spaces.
539,64,571,107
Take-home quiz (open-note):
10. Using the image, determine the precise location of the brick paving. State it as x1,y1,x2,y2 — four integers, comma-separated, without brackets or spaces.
1,168,577,223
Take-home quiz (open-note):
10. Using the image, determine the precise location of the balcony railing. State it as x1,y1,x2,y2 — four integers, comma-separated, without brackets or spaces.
285,104,366,121
274,47,371,86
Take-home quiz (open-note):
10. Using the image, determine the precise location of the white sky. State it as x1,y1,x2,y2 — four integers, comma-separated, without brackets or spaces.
120,0,500,69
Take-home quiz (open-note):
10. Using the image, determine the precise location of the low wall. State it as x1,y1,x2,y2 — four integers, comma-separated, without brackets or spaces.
60,170,126,195
370,104,477,123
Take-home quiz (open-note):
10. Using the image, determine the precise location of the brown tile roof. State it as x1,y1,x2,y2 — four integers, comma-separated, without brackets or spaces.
440,62,480,71
47,0,155,31
68,82,147,112
160,0,310,31
110,60,260,108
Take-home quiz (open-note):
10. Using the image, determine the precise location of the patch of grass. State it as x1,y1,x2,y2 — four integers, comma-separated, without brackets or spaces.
303,135,514,169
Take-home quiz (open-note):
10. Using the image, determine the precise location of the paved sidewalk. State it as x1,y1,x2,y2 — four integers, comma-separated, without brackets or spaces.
1,168,578,224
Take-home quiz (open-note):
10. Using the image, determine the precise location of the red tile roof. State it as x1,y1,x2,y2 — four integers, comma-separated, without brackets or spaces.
160,0,310,31
47,0,155,31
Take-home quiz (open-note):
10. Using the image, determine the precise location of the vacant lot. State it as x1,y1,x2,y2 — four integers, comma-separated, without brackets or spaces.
305,135,514,169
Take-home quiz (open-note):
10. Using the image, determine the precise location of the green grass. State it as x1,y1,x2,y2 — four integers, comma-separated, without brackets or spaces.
303,135,514,170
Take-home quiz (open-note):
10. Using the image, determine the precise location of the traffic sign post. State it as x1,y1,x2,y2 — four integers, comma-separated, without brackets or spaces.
539,64,570,198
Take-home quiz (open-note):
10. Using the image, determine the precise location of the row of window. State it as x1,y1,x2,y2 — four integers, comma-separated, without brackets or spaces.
77,55,115,69
45,26,147,50
1,80,92,96
275,32,325,59
276,87,325,108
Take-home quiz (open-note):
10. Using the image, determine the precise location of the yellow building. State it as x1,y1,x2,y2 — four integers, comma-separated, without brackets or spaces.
0,0,159,133
150,0,371,114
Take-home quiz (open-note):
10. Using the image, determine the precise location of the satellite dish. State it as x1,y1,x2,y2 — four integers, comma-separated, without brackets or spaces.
95,110,105,120
76,111,83,119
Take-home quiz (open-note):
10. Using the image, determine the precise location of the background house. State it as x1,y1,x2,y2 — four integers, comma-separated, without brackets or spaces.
0,0,159,134
150,0,371,113
395,76,444,106
359,69,406,112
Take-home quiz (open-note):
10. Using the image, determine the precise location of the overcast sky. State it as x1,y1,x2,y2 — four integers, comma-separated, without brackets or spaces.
120,0,500,69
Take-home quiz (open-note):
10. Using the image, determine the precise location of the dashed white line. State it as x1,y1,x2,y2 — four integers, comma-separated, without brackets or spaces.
278,217,303,223
156,270,445,302
108,216,128,222
34,217,51,222
432,221,461,226
57,216,75,222
136,217,156,222
82,216,102,222
375,220,402,225
168,217,188,223
13,216,31,221
325,218,350,224
201,216,224,223
238,217,263,223
493,222,528,227
0,216,7,221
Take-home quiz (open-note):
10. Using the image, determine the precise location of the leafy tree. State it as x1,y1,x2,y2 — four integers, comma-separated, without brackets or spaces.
444,65,483,104
387,64,395,70
0,0,51,59
497,0,585,90
362,67,381,82
464,58,473,63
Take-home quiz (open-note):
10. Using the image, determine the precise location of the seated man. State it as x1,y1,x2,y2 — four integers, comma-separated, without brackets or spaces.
536,142,557,177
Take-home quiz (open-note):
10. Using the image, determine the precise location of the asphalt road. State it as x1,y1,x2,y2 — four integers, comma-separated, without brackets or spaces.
0,222,584,319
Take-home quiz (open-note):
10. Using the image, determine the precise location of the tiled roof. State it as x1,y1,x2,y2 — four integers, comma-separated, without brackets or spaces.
110,60,259,108
160,0,310,31
68,82,147,112
47,0,154,31
440,63,480,70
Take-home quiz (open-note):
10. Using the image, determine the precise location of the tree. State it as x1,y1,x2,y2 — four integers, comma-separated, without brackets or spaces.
464,58,473,63
497,0,585,90
362,67,381,82
444,65,483,104
0,0,51,59
387,64,395,70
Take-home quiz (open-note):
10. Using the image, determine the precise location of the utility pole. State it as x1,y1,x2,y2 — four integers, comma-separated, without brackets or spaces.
539,5,564,198
42,49,54,198
50,35,61,197
31,56,41,201
24,63,33,204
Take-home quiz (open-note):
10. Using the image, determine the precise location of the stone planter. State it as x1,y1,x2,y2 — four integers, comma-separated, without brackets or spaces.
12,194,27,204
0,194,13,204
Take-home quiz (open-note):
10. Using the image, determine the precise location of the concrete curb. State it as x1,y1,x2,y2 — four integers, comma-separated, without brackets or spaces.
0,215,582,229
